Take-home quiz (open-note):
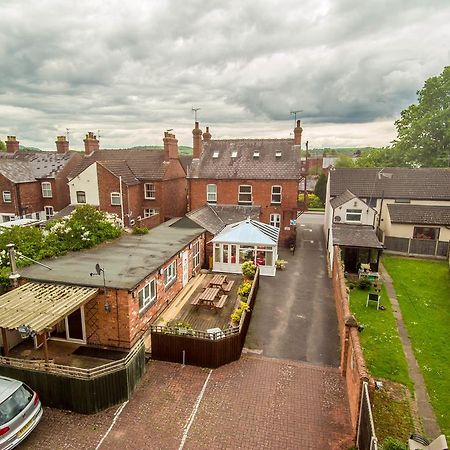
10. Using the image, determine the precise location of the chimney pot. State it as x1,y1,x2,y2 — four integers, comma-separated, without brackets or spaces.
163,131,179,161
192,122,203,158
83,131,99,155
202,126,212,142
294,120,303,147
6,136,19,153
55,135,69,153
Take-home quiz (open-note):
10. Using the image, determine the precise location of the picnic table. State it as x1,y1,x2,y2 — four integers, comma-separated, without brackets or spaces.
198,287,220,307
209,274,227,288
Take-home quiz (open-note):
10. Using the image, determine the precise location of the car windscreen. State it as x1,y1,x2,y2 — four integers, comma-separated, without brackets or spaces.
0,385,34,426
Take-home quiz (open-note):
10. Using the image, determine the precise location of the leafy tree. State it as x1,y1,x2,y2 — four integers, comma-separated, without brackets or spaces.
314,173,327,204
392,66,449,167
334,155,355,168
0,141,5,152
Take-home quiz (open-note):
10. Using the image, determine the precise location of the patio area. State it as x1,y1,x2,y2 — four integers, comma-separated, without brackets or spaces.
6,338,128,369
156,273,243,331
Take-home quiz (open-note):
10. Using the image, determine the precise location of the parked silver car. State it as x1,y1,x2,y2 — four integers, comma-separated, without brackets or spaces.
0,376,43,449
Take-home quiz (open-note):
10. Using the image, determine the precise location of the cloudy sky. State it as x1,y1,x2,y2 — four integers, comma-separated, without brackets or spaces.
0,0,449,150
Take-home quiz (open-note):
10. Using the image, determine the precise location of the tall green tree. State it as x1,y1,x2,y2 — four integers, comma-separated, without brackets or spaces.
314,173,327,204
334,155,355,168
0,141,5,152
392,66,449,167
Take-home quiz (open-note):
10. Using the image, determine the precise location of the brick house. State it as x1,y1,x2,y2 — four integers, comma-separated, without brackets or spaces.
187,121,304,244
67,132,188,228
0,136,82,222
14,218,205,350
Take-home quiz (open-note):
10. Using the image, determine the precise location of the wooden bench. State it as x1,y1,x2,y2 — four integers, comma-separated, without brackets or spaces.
222,280,235,292
215,295,228,309
191,293,202,306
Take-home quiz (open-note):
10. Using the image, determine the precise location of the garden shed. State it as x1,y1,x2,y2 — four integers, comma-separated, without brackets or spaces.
211,218,279,276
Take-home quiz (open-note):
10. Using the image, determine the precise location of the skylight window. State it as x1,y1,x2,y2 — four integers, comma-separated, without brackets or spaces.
253,151,260,158
275,151,282,158
212,151,219,158
231,151,238,158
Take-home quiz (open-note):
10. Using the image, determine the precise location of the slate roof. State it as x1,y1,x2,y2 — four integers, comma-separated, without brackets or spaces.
330,168,450,200
332,224,383,249
68,149,171,182
19,218,205,290
0,151,77,181
187,204,261,234
179,155,193,174
387,204,450,226
330,190,357,209
97,161,139,185
188,139,301,180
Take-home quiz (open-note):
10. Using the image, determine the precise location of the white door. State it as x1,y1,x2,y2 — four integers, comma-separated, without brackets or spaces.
182,251,189,287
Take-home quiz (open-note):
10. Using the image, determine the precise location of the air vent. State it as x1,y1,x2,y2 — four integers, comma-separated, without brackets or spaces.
335,216,341,222
212,151,219,158
130,219,135,226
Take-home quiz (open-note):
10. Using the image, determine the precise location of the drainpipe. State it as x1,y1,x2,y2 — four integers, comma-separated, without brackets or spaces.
119,176,124,227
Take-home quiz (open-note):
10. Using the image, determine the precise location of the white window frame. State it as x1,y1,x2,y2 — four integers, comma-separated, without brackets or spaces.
164,260,177,287
193,240,200,268
346,209,362,222
207,184,217,203
144,183,156,200
2,191,11,203
143,208,159,218
271,185,282,204
44,206,54,220
138,279,157,312
76,191,86,204
110,192,121,206
41,182,52,198
238,185,252,204
270,213,281,228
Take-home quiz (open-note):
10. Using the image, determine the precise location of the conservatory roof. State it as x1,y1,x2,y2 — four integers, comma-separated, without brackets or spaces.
211,219,279,246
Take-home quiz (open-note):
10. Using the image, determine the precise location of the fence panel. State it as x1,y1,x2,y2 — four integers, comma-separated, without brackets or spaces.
357,382,378,450
409,239,437,256
384,236,409,253
436,241,449,257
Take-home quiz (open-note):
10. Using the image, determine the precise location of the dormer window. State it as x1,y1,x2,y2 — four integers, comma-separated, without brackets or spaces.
212,151,219,158
275,151,282,158
253,151,260,158
231,151,238,158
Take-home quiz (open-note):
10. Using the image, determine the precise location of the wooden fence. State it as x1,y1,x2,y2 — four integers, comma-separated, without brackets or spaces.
384,237,449,258
151,269,260,368
0,339,146,414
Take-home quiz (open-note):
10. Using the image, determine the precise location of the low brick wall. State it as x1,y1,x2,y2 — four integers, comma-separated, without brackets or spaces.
332,246,370,431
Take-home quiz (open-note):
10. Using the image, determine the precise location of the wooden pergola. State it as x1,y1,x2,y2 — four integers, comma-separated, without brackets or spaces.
0,282,98,362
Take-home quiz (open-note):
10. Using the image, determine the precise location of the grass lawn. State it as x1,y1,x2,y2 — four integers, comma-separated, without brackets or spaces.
383,255,450,438
349,285,413,390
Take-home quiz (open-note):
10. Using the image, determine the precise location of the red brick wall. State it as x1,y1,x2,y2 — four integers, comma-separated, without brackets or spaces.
161,177,187,220
96,164,124,221
18,182,44,216
0,175,17,215
332,246,370,432
86,233,206,349
190,179,298,242
53,152,82,211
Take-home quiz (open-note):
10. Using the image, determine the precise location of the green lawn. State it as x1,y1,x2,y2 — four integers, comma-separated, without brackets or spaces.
349,285,413,390
383,255,450,438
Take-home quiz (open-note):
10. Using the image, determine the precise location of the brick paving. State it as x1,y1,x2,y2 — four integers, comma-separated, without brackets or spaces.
21,357,353,450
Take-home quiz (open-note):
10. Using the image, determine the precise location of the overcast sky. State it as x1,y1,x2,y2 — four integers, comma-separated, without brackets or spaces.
0,0,449,150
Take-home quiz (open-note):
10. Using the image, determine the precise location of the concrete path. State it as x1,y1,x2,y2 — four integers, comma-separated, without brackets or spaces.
245,213,340,366
381,264,441,438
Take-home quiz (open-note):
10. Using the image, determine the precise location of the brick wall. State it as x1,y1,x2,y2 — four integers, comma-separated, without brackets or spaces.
190,178,298,242
86,233,205,349
54,152,82,211
0,174,17,215
332,245,370,432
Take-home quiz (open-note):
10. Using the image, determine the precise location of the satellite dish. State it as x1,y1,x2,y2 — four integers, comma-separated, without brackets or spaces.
95,263,102,275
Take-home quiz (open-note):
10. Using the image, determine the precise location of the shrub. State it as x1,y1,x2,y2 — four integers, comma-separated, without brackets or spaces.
357,278,372,290
132,226,149,235
307,193,324,208
230,301,250,324
238,280,252,297
241,260,256,279
382,437,407,450
276,259,288,269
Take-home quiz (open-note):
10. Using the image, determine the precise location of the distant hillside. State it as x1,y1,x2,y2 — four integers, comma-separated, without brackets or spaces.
127,145,193,155
311,147,382,156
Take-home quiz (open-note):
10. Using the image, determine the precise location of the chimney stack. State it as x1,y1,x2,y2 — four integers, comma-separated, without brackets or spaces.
55,135,69,154
6,136,19,154
202,126,212,142
163,131,179,161
192,121,202,158
294,120,302,147
83,132,99,155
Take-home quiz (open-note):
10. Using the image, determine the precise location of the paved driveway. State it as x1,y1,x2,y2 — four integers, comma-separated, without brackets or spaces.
21,358,353,450
245,213,340,366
